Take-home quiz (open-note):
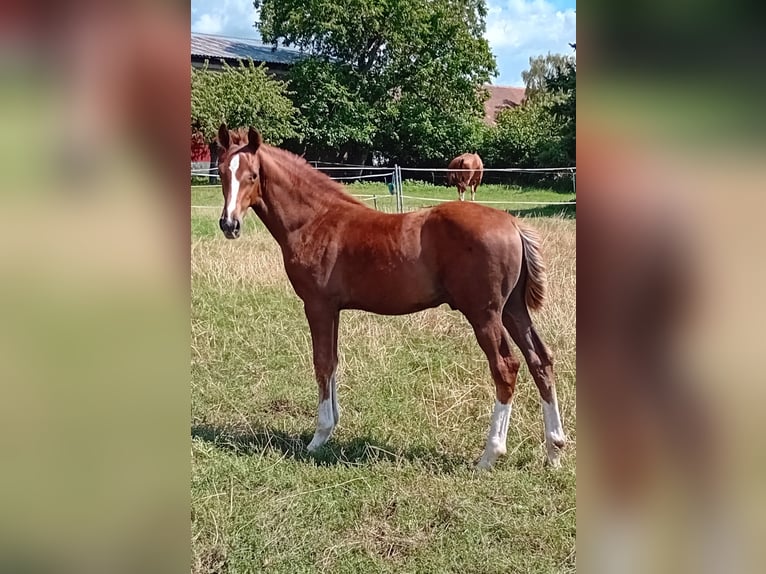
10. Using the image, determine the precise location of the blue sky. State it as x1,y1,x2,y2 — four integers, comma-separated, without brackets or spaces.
191,0,576,86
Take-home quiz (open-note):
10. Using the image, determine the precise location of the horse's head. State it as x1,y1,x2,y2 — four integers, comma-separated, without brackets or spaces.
216,124,263,239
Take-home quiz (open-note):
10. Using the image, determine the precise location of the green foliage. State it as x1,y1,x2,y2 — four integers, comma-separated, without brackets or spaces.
191,59,299,144
381,108,488,166
287,58,377,153
485,100,568,168
544,58,576,163
256,0,497,164
522,53,576,103
482,50,576,168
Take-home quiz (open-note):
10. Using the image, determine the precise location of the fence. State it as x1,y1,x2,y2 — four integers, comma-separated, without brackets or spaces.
192,163,576,214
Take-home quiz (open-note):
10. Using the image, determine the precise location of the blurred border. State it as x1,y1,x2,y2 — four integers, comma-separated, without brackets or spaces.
0,2,191,573
579,2,766,572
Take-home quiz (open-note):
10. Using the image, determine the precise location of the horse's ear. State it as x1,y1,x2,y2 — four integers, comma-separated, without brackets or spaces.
247,127,262,151
217,123,230,150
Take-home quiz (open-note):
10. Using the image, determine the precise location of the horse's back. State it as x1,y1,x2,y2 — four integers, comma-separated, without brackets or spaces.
433,202,516,243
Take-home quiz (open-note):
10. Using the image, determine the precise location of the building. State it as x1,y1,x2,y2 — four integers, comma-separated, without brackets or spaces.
191,32,303,76
191,32,306,170
483,85,526,125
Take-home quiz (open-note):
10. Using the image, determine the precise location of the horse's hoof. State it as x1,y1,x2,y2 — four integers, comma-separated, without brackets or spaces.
545,447,563,468
546,457,562,469
549,432,567,449
306,440,324,453
475,457,495,471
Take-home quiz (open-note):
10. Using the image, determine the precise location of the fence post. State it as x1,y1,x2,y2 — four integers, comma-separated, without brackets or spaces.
396,165,404,213
395,165,399,213
572,168,576,195
394,164,399,213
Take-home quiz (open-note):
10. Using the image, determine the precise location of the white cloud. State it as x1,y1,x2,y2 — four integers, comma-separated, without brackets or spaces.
194,14,224,35
191,0,260,39
485,0,576,85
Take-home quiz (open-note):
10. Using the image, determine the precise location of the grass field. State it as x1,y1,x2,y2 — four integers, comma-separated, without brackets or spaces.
191,185,576,573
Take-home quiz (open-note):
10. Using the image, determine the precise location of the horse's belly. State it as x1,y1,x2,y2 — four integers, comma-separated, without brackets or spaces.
340,267,442,315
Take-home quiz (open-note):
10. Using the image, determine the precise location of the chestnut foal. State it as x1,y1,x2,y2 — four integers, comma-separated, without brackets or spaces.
216,125,566,468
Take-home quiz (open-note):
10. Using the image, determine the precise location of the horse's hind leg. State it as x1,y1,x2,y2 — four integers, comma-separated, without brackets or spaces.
470,312,521,469
457,184,465,201
304,303,340,452
503,297,567,467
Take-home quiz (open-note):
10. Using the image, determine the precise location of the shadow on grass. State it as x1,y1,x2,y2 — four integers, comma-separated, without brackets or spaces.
191,423,471,474
507,203,576,219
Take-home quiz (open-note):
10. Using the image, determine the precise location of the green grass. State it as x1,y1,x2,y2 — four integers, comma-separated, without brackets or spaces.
192,204,576,573
192,180,576,220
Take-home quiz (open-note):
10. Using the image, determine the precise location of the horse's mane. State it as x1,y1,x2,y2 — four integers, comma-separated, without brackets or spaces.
231,128,365,208
263,145,365,207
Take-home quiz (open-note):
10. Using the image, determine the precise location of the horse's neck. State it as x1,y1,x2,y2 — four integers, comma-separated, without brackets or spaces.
254,152,336,248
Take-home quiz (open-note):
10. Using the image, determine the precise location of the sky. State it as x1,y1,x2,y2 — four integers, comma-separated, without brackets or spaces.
191,0,576,86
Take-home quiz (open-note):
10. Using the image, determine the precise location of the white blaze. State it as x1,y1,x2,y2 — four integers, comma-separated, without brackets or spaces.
226,154,241,219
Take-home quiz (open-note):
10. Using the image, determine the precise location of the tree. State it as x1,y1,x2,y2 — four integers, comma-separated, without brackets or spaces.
515,50,576,165
191,59,299,146
487,101,567,168
544,57,576,163
255,0,497,164
482,48,576,171
284,58,377,162
521,53,575,103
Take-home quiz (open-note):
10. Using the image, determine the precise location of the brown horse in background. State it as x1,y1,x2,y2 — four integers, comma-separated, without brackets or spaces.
447,153,484,201
216,125,566,469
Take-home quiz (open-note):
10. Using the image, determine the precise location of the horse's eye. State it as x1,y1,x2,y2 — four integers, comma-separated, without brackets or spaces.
251,172,257,181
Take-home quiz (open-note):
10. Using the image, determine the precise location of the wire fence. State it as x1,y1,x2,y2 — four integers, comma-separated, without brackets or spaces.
192,162,575,214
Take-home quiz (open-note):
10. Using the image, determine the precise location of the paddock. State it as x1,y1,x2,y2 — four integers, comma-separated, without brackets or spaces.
191,181,576,572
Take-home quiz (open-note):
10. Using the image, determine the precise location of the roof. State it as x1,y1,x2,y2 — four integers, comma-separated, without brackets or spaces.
191,32,304,67
483,85,526,124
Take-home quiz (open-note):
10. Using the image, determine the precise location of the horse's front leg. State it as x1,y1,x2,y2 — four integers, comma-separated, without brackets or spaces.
304,303,340,452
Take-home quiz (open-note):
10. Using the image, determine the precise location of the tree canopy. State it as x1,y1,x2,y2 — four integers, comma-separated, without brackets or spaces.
522,53,575,103
543,57,576,164
481,49,576,170
189,13,575,171
191,59,299,145
255,0,497,164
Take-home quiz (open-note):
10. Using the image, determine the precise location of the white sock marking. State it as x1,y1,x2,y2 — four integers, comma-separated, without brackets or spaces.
329,368,340,425
226,154,241,219
307,398,335,452
542,386,566,466
477,399,512,469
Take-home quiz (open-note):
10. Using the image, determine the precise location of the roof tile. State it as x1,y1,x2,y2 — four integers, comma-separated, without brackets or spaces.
191,32,304,66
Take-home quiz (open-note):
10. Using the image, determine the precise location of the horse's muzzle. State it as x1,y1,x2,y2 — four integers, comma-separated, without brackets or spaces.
219,217,241,239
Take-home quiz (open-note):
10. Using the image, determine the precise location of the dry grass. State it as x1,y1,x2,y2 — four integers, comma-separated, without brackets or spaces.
192,231,292,291
191,209,576,573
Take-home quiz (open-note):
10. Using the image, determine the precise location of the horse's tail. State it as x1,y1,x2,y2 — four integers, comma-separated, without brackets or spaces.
515,221,547,311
